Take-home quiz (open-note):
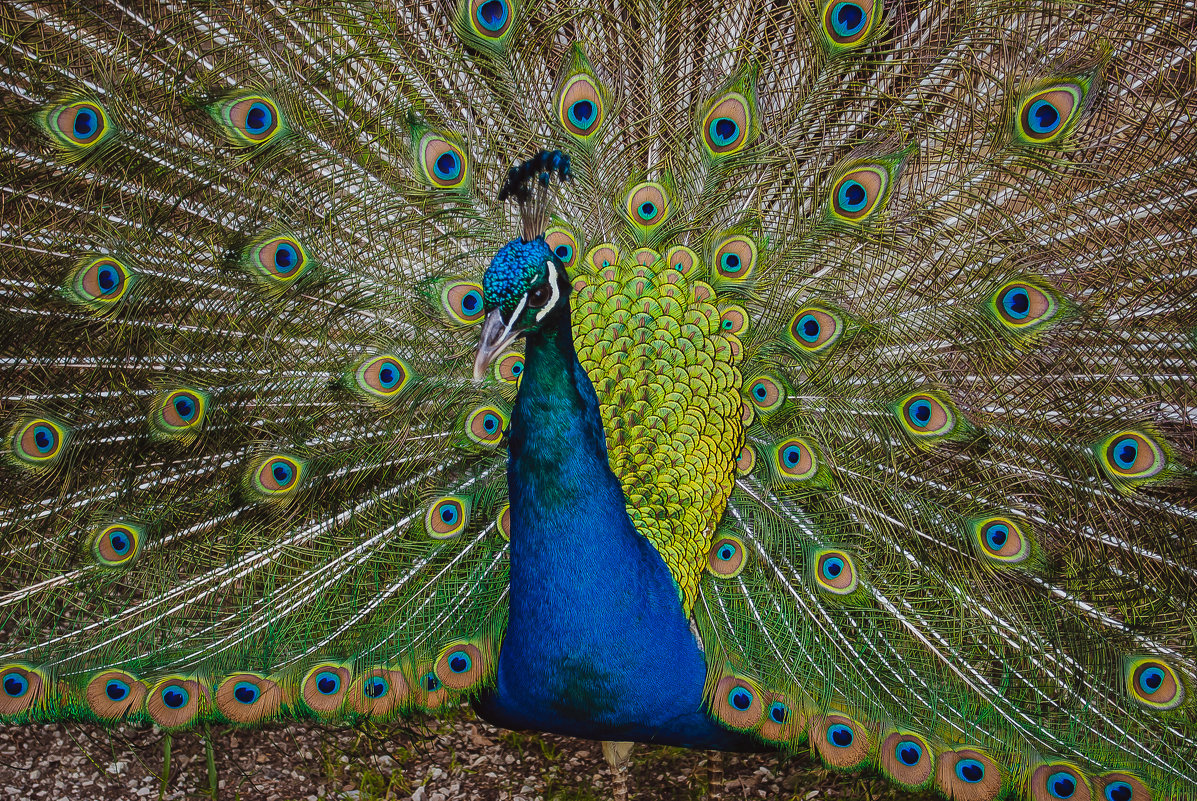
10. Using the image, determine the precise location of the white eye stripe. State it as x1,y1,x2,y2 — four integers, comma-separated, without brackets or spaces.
535,260,560,322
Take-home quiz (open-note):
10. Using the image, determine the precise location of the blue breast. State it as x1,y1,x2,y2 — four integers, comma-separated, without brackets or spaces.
472,310,763,752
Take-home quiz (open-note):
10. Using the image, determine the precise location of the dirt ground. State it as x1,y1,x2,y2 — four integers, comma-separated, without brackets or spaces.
0,707,934,800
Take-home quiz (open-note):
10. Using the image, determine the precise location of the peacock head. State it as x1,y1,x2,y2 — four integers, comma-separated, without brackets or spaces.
473,236,570,379
473,149,573,380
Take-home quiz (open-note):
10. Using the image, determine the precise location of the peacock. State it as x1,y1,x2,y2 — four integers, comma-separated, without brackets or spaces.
1,1,1195,800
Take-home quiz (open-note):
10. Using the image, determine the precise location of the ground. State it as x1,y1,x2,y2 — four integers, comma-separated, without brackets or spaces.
0,707,935,800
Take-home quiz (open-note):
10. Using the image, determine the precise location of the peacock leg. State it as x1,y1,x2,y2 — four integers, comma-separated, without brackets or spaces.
602,740,634,801
707,751,724,800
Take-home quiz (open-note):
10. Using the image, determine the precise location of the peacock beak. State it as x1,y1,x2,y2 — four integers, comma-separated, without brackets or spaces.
474,308,520,380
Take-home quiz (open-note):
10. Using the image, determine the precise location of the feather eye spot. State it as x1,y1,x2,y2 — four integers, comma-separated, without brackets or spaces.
1018,85,1081,145
94,523,141,566
788,306,843,353
719,306,748,336
625,183,669,228
827,723,854,748
957,760,986,783
558,75,603,137
1099,432,1164,482
813,549,858,595
713,236,757,280
1126,658,1184,710
355,355,412,400
426,496,470,539
148,677,205,726
1047,773,1077,799
545,229,579,270
896,740,923,766
495,353,524,384
745,376,784,413
666,246,697,276
702,94,751,156
86,671,145,720
972,517,1030,564
259,456,300,493
1098,775,1148,801
249,236,310,285
435,642,489,690
992,281,1057,330
711,675,762,729
736,446,756,475
774,438,817,481
315,672,340,695
154,389,207,437
830,165,888,221
105,679,130,701
420,135,469,189
2,673,27,699
441,281,486,325
72,257,131,305
12,418,66,465
472,0,511,35
226,96,282,144
466,406,507,446
45,100,112,150
822,0,875,47
706,535,746,578
0,666,42,716
897,392,955,438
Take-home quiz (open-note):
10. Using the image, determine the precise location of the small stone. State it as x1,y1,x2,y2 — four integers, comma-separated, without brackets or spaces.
805,791,820,800
411,786,426,801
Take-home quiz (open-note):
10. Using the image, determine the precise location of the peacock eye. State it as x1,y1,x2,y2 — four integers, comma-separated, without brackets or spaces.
528,283,552,308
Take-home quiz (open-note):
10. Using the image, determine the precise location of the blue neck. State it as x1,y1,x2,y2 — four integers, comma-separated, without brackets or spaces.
474,300,760,751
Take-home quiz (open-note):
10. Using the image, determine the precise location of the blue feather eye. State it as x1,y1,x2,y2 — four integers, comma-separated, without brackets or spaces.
666,245,698,276
439,280,486,325
363,676,389,699
829,164,891,222
713,235,757,280
145,677,202,727
353,355,412,401
745,375,784,414
474,0,509,33
827,723,854,748
214,95,284,146
786,304,844,354
417,133,470,189
701,92,752,156
813,549,858,595
10,417,68,467
956,759,985,783
706,534,746,578
152,388,208,439
425,496,471,539
434,641,490,690
625,183,669,230
768,702,788,724
161,684,189,709
1103,781,1134,801
315,672,341,695
68,257,133,309
1047,772,1077,799
710,675,762,730
2,672,28,698
773,438,818,481
895,391,958,441
86,670,144,720
1016,84,1082,145
465,405,507,446
989,280,1058,332
233,681,260,704
248,453,305,500
1126,657,1184,710
1094,430,1167,489
42,99,113,152
895,740,922,765
820,0,877,51
558,73,604,138
969,516,1031,565
93,523,141,566
246,235,312,287
545,227,579,270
